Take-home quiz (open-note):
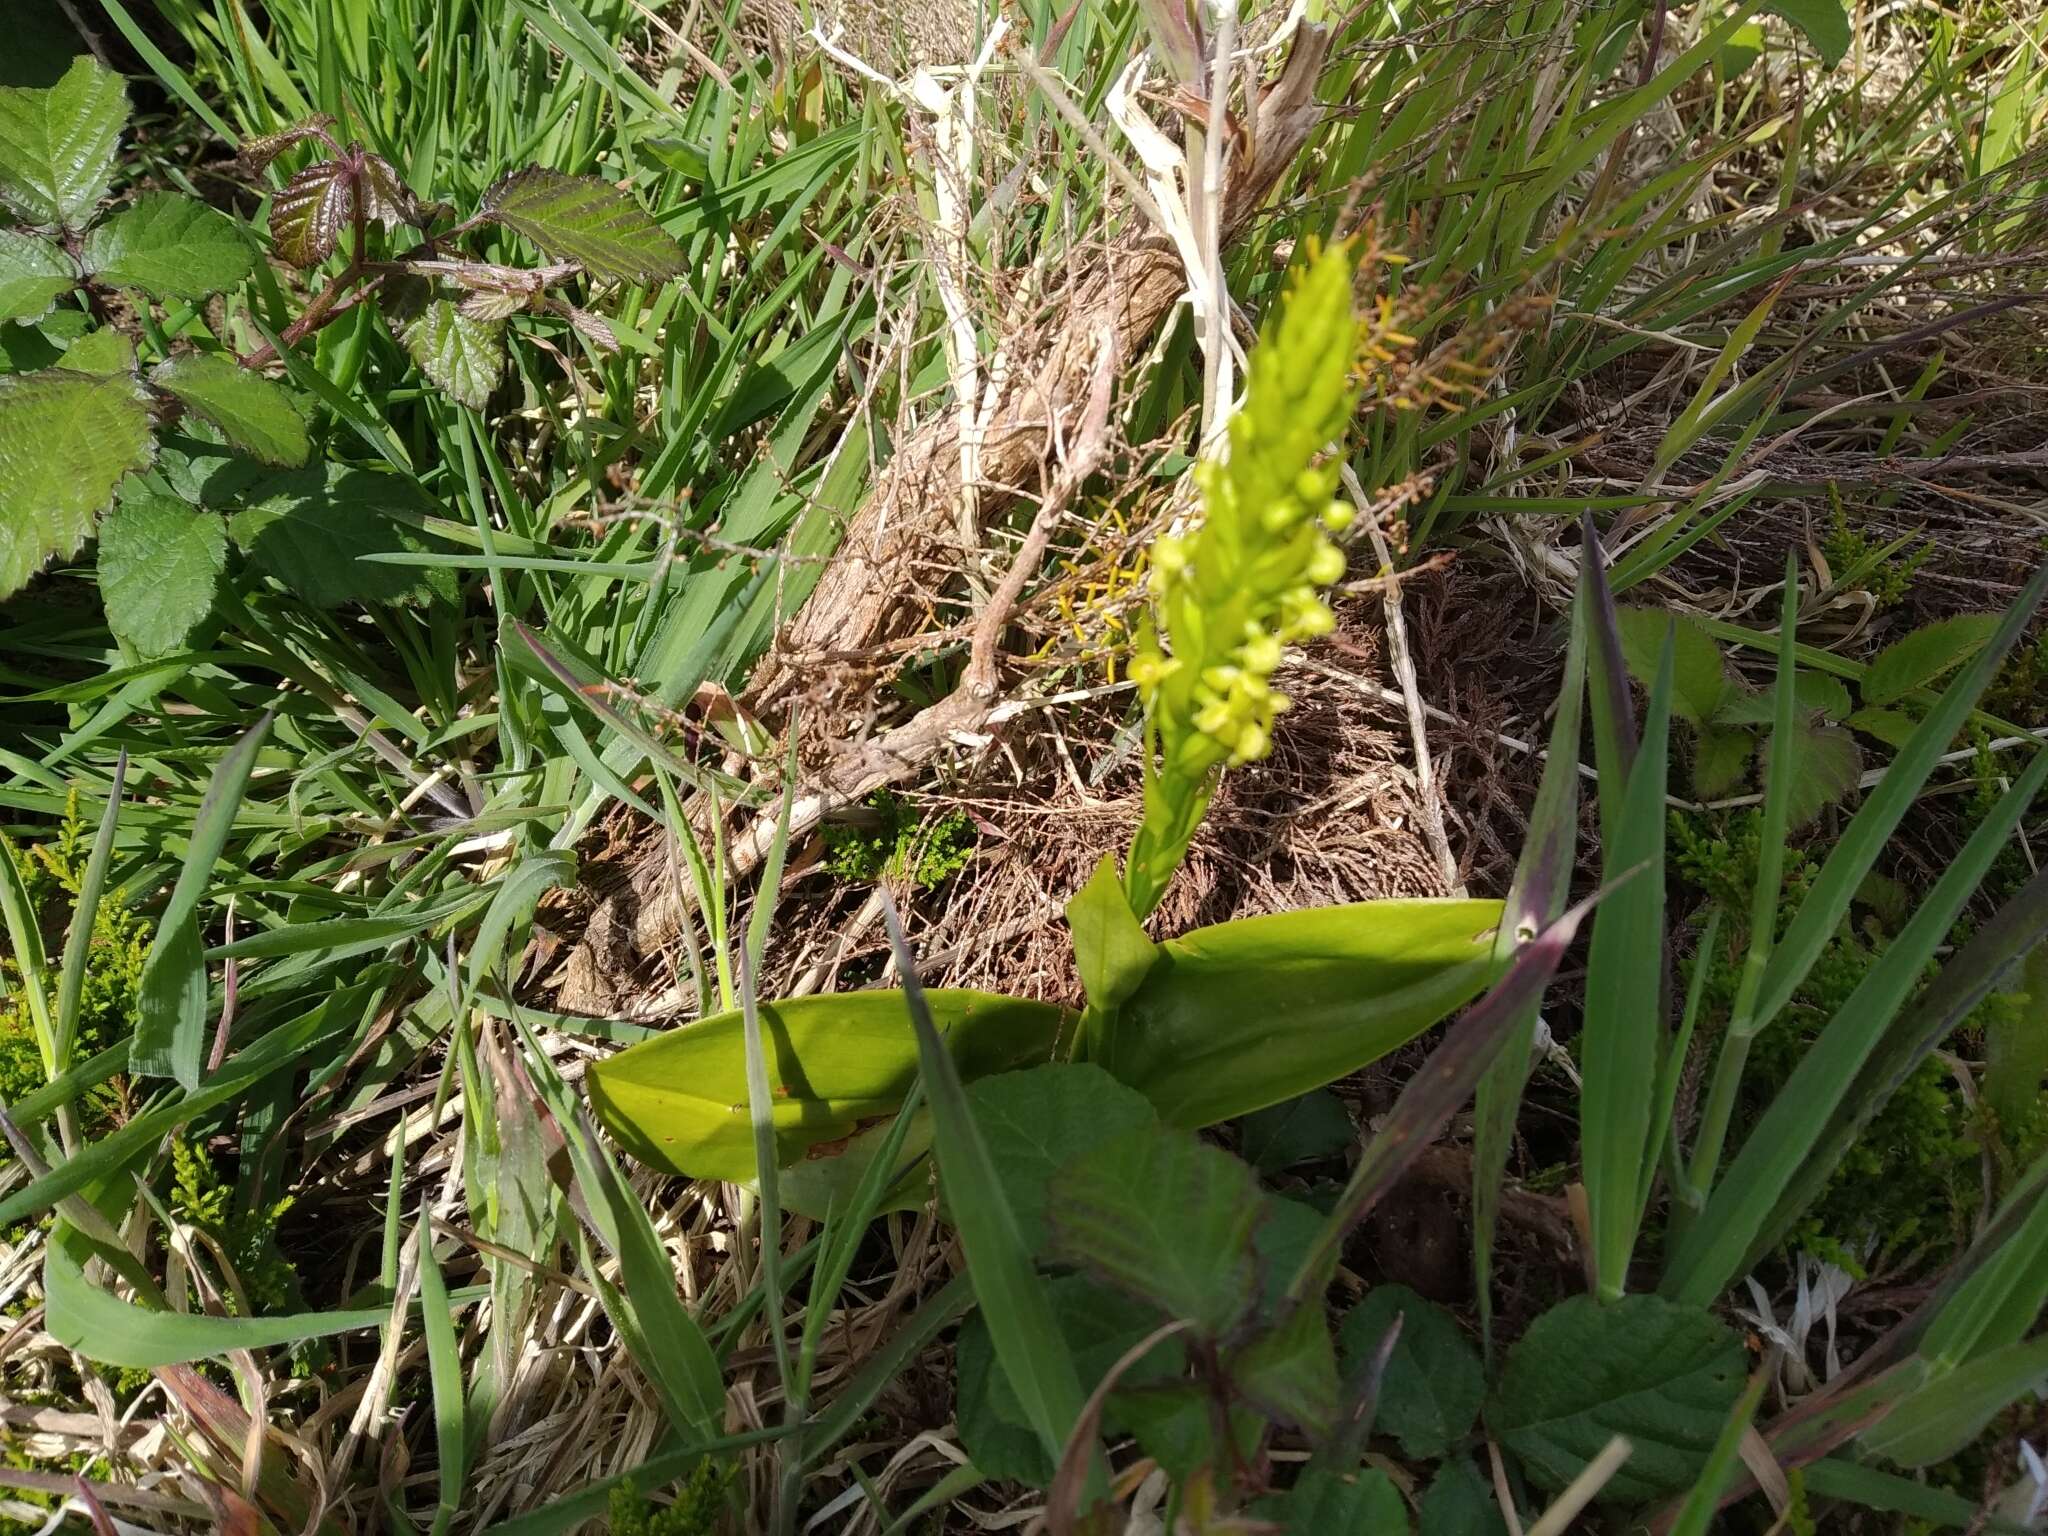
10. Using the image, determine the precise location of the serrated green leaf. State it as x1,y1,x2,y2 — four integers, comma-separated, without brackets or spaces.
385,278,505,410
1418,1460,1507,1536
1239,1088,1354,1174
81,193,256,300
1049,1121,1267,1337
1339,1285,1486,1459
1230,1298,1340,1434
96,490,224,655
1761,721,1863,827
1260,1467,1410,1536
482,166,686,282
1692,726,1754,798
1715,671,1854,725
0,56,128,228
0,367,151,597
152,353,309,466
1862,614,2002,708
956,1275,1184,1488
57,327,131,373
1846,706,1918,749
1615,606,1730,724
0,227,74,323
268,160,348,267
1487,1295,1746,1503
962,1063,1157,1251
1762,0,1850,66
228,463,451,607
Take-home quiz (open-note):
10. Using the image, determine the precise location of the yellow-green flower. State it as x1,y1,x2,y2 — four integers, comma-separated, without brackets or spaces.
1123,238,1367,917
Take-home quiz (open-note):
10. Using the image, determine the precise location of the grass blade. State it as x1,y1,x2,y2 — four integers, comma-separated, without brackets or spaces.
133,712,275,1089
1667,1370,1768,1536
876,893,1090,1485
414,1205,467,1536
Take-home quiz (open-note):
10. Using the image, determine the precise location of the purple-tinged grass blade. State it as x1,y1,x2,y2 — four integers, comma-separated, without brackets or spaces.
1580,511,1640,846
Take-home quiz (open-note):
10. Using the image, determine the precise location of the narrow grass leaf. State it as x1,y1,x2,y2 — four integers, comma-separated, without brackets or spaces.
133,711,274,1088
1667,1370,1768,1536
51,752,124,1074
876,894,1089,1481
414,1207,466,1536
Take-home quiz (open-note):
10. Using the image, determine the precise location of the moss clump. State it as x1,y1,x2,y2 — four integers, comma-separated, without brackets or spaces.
823,790,975,889
1672,810,1981,1274
0,793,147,1125
607,1463,725,1536
1818,504,1927,610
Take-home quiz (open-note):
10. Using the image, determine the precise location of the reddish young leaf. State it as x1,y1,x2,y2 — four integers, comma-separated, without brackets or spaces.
268,161,350,267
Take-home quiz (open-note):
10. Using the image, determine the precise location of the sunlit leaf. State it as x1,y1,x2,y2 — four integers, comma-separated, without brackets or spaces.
386,276,506,410
483,167,686,282
0,227,75,323
1861,614,2001,708
82,193,256,300
153,353,310,465
0,367,151,597
0,56,128,227
268,160,350,267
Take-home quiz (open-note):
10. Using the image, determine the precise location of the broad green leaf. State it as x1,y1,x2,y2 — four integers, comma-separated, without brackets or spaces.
0,227,74,322
0,367,151,597
1859,1335,2048,1468
1049,1121,1267,1337
1845,705,1918,749
588,989,1069,1183
1119,1384,1265,1485
956,1275,1183,1488
57,327,131,373
1067,851,1160,1013
152,353,309,466
1418,1460,1507,1536
80,193,255,300
1692,725,1753,798
132,712,273,1087
1338,1286,1485,1459
268,161,348,267
1715,671,1854,725
963,1063,1156,1250
1239,1088,1354,1174
386,276,506,410
96,490,225,655
1861,614,2001,708
1615,606,1730,724
482,167,686,282
1260,1467,1409,1535
0,56,128,227
1762,0,1851,66
1486,1295,1746,1503
1760,721,1863,827
229,463,451,607
1229,1298,1340,1435
1095,898,1503,1127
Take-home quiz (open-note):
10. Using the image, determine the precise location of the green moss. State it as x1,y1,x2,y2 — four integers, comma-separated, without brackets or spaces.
606,1463,726,1535
167,1135,301,1319
1818,504,1928,610
822,791,975,889
1672,810,1981,1274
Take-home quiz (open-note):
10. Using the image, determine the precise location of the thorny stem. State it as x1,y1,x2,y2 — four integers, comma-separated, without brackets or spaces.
237,258,376,370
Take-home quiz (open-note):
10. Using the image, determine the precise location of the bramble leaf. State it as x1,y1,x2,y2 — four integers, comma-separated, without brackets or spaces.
57,327,133,374
82,193,256,300
0,368,152,598
1239,1088,1354,1173
1861,614,2001,708
1487,1294,1746,1502
1339,1285,1486,1459
1615,606,1731,724
96,490,225,655
1048,1121,1267,1337
0,228,75,323
229,463,451,607
152,354,310,466
1762,0,1851,66
1715,671,1853,725
355,152,417,231
236,114,337,173
268,161,350,267
386,277,505,410
1761,720,1864,827
963,1064,1156,1251
0,56,129,228
482,167,686,282
1692,726,1753,799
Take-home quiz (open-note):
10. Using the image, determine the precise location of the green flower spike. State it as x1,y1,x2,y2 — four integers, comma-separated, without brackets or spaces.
1123,238,1365,919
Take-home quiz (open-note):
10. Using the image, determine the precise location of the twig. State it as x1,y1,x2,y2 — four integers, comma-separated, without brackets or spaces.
1343,463,1458,892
